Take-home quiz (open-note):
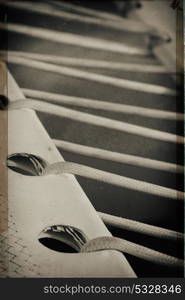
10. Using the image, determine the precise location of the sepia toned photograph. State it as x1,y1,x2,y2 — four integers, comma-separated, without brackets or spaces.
0,0,184,281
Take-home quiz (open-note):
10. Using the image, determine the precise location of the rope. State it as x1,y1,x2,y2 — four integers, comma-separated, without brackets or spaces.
0,22,147,56
49,0,130,22
53,139,183,173
3,55,177,96
22,88,182,120
80,236,183,268
4,3,183,276
41,161,184,200
4,1,154,34
7,156,183,239
2,50,169,73
98,212,184,241
7,152,184,239
9,99,184,144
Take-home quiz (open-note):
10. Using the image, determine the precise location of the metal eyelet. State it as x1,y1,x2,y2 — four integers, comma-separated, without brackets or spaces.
7,153,48,176
38,225,88,253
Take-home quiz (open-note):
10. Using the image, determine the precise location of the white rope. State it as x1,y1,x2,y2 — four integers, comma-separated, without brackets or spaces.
2,50,169,73
98,212,184,241
4,1,154,34
49,0,128,22
4,4,183,275
0,22,147,55
4,55,176,96
22,88,182,120
41,161,184,200
9,99,184,144
81,236,183,268
53,139,183,174
7,152,184,238
8,156,183,239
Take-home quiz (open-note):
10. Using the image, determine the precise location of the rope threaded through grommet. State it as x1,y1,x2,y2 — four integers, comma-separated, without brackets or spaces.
80,236,184,268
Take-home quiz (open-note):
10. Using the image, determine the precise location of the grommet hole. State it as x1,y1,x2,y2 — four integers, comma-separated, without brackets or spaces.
7,153,48,176
0,95,9,109
38,225,88,253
